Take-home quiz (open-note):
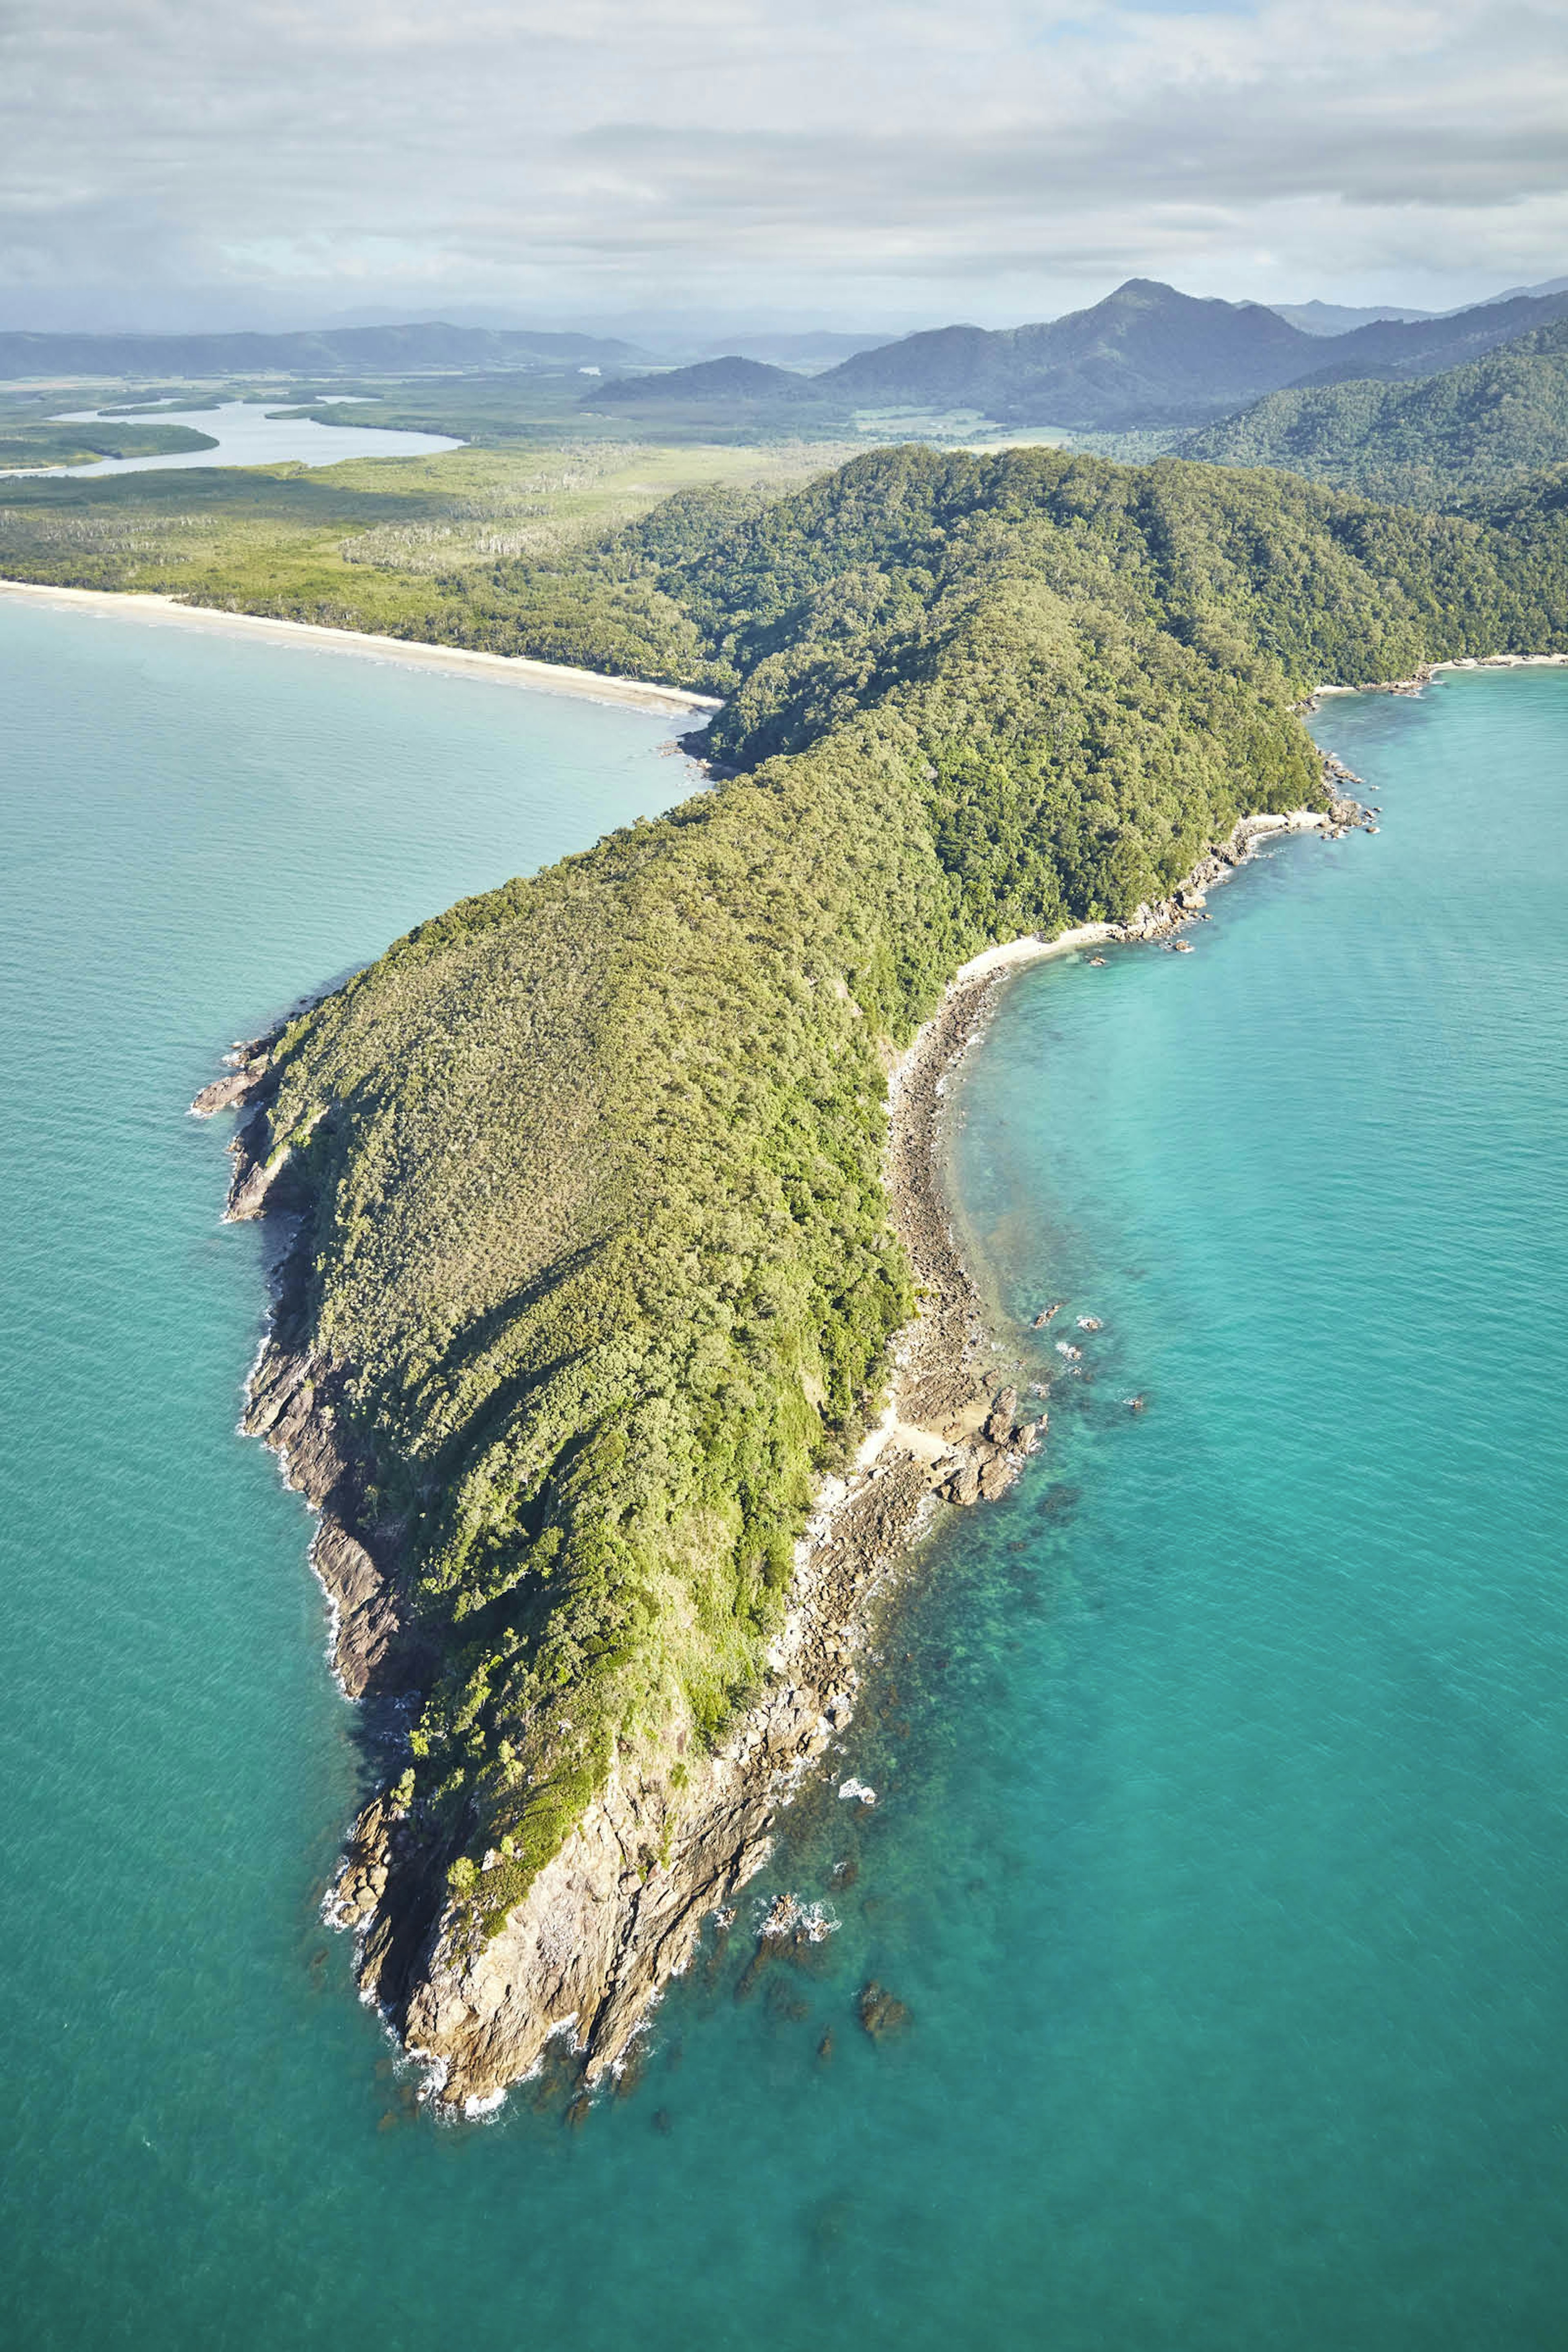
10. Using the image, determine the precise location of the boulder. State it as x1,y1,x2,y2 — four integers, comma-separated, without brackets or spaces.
947,1461,981,1507
984,1386,1019,1443
190,1065,265,1118
857,1981,911,2041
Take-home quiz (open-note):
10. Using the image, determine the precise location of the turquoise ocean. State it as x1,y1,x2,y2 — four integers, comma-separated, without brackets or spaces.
4,601,1566,2348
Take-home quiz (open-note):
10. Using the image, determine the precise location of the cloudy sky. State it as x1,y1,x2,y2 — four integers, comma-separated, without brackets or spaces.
3,0,1565,332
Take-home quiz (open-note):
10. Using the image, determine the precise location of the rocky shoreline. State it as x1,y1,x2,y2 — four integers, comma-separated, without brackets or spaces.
197,762,1368,2115
1308,649,1568,705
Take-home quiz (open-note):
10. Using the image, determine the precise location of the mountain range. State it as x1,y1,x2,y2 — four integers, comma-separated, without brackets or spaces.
0,321,645,380
596,276,1568,432
1270,301,1435,335
7,277,1568,508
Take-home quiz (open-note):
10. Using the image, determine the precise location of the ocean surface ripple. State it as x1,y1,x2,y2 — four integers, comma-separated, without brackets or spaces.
3,614,1564,2350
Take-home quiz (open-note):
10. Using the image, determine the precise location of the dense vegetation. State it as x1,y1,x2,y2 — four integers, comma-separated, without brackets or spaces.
1183,320,1568,506
249,445,1568,1933
0,439,855,653
0,419,218,468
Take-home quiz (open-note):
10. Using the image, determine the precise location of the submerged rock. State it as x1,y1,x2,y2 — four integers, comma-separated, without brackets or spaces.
766,1980,811,2025
857,1981,911,2041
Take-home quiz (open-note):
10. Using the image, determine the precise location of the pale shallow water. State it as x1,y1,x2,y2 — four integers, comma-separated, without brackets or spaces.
3,630,1565,2348
2,397,460,476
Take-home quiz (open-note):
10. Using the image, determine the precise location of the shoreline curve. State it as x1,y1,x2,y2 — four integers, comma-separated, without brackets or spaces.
0,575,723,717
201,778,1365,2113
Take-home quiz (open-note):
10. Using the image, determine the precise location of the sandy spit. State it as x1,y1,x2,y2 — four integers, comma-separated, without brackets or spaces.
0,575,723,716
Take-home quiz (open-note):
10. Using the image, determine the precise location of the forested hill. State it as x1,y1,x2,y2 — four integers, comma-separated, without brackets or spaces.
248,447,1568,1950
1180,320,1568,506
817,281,1317,426
813,282,1568,428
595,354,825,408
578,280,1568,437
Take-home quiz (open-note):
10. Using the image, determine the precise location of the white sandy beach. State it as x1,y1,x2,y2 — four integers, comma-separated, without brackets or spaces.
0,576,723,717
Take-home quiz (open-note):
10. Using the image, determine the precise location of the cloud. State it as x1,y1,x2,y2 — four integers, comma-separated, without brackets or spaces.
2,0,1566,326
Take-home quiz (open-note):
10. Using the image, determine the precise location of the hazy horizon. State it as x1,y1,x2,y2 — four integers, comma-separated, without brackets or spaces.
4,2,1564,339
1,272,1563,356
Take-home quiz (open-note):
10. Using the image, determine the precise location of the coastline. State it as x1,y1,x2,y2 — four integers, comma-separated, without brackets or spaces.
0,576,723,717
1310,650,1568,703
199,778,1363,2114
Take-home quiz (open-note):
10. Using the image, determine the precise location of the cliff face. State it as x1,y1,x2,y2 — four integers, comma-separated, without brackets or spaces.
242,1339,408,1701
204,954,1040,2107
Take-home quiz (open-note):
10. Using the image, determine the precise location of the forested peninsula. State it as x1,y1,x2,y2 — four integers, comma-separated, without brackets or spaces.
209,445,1568,2107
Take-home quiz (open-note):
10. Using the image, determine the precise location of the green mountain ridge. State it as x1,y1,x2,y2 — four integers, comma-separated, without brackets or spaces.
586,279,1568,437
1181,318,1568,505
238,443,1568,1958
1288,291,1568,390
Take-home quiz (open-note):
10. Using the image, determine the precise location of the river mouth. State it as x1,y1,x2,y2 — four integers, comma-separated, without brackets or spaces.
0,395,462,476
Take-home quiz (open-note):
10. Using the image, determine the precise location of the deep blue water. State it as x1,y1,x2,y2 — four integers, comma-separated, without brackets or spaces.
4,621,1566,2350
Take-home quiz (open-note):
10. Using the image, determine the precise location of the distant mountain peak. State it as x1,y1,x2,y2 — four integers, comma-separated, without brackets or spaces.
592,353,825,405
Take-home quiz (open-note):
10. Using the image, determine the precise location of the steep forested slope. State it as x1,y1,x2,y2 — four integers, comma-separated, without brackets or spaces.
819,281,1317,426
1181,320,1568,505
241,446,1568,1942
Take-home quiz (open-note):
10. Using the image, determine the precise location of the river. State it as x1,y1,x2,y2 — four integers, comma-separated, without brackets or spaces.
3,397,460,477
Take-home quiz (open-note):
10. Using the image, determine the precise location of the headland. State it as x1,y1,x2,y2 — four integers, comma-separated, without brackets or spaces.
199,773,1367,2112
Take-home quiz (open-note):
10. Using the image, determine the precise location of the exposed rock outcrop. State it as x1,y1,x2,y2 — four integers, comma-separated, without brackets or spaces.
189,1031,275,1120
207,791,1361,2111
